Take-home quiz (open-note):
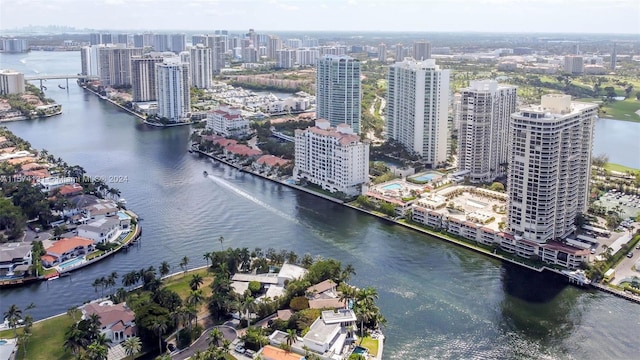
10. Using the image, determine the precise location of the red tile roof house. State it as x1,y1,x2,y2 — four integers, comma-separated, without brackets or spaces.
82,301,137,345
253,155,291,172
41,236,95,267
57,183,84,197
223,144,262,160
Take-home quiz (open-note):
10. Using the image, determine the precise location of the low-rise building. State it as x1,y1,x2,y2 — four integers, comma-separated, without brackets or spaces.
82,301,137,344
77,217,120,244
301,309,356,358
206,106,251,138
253,155,291,173
41,236,94,267
0,243,32,275
37,176,75,193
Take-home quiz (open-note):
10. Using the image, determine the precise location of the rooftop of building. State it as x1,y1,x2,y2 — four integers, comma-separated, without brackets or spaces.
515,94,598,119
0,243,31,263
45,236,94,255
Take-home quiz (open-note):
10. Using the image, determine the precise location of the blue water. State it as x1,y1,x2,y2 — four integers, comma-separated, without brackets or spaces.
117,211,129,220
411,173,438,182
58,256,85,270
353,346,368,355
0,340,7,345
382,183,402,190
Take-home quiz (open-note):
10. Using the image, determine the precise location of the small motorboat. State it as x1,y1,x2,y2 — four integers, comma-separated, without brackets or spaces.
203,170,209,176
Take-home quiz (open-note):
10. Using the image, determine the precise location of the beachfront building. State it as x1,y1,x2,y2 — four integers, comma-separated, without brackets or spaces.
458,80,517,182
41,236,95,267
155,59,190,121
507,94,598,243
301,309,357,357
77,217,120,244
206,106,250,138
386,59,450,167
316,55,361,134
294,119,369,196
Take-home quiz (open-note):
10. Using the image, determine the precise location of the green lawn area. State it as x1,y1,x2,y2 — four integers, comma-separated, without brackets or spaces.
0,314,75,360
85,250,105,260
600,98,640,121
359,336,379,357
604,163,640,174
163,268,214,300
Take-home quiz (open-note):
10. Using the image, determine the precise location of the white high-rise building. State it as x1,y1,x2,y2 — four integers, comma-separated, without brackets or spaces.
294,119,369,196
267,36,282,60
131,55,166,102
395,43,404,61
190,45,212,89
296,48,319,66
80,45,101,77
276,49,296,69
507,95,597,243
0,70,25,95
155,59,190,122
316,55,361,134
98,47,143,87
458,80,517,182
170,34,186,53
206,106,250,138
563,55,584,75
386,59,450,167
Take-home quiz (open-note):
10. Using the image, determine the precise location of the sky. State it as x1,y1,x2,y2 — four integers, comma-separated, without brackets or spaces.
1,0,639,34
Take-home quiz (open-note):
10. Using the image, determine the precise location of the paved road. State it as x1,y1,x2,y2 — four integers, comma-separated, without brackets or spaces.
172,324,237,360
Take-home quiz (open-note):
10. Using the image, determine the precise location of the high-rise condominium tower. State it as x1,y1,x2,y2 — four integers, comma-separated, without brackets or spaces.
131,55,165,102
190,45,212,89
413,41,432,61
155,59,190,122
316,55,361,134
458,80,517,182
507,94,597,243
386,59,450,167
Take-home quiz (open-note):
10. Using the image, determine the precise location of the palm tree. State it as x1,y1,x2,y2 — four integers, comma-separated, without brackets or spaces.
122,336,142,359
122,271,138,289
17,332,32,359
340,264,356,282
67,306,81,322
179,256,189,276
86,340,109,360
151,317,168,356
285,329,297,347
208,327,223,348
159,261,171,278
218,236,224,251
92,278,103,294
203,252,212,267
63,324,84,356
190,274,204,290
220,339,231,353
338,283,357,309
3,304,22,337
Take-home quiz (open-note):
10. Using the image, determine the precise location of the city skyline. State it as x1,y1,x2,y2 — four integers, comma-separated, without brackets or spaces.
1,0,638,35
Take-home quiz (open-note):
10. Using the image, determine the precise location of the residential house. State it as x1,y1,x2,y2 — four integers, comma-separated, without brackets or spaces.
41,236,94,267
37,176,75,193
260,345,304,360
57,184,84,197
82,301,137,344
300,309,356,359
253,155,291,173
306,279,345,310
84,201,118,220
223,144,262,160
77,217,120,244
0,243,32,275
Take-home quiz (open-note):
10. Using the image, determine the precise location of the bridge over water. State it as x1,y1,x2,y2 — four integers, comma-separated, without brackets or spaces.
24,74,99,92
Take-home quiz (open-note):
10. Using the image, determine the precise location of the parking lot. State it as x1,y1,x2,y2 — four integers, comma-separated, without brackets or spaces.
595,190,640,221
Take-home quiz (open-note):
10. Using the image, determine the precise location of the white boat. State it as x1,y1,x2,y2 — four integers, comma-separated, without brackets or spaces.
118,198,127,204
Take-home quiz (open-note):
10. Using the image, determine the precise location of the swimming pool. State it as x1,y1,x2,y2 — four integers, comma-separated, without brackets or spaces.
411,173,438,182
0,340,7,345
382,183,402,191
352,346,368,356
58,256,84,270
117,211,129,220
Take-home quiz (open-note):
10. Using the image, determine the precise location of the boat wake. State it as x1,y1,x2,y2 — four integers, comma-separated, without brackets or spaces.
206,174,299,224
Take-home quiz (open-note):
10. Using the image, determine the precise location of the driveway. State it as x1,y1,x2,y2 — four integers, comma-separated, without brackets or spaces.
172,324,237,360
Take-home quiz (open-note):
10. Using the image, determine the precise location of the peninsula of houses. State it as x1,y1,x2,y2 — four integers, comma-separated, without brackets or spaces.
0,129,139,286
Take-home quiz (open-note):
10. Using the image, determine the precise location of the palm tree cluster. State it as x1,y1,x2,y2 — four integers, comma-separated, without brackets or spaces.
63,312,111,359
3,303,36,358
339,284,386,337
91,271,119,298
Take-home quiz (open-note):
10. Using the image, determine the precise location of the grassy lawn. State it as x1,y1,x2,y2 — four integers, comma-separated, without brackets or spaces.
163,268,214,301
359,336,379,357
85,250,105,260
0,314,75,360
604,163,640,174
577,97,640,121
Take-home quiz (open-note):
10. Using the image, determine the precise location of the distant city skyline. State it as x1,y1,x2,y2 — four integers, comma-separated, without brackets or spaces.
1,0,638,35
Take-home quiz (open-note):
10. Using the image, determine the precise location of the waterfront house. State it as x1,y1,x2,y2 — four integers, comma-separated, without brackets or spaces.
82,301,137,345
253,155,291,173
260,345,304,360
223,144,262,160
300,309,357,358
84,201,118,219
0,243,32,276
77,217,120,244
231,263,308,301
41,236,94,267
57,183,84,197
37,176,75,193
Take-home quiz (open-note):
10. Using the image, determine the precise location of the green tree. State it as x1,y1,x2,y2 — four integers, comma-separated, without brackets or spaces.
190,274,204,291
85,341,109,360
122,336,142,359
179,256,189,276
159,261,171,278
3,304,22,337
